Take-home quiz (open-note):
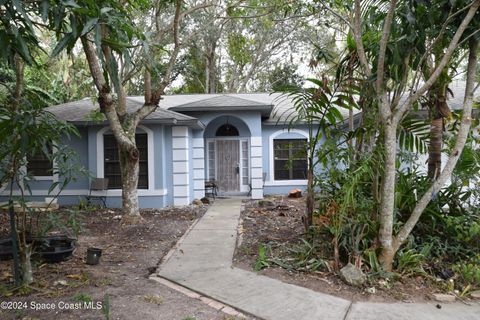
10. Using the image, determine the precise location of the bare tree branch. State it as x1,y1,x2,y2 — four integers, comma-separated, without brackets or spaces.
352,0,372,77
12,54,24,112
395,0,480,121
375,0,397,93
81,36,133,149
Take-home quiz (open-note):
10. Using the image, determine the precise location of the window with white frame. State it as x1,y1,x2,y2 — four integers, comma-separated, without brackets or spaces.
273,139,307,180
104,134,148,189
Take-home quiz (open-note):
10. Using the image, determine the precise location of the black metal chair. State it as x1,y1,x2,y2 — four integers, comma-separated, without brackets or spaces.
85,178,109,208
204,180,218,199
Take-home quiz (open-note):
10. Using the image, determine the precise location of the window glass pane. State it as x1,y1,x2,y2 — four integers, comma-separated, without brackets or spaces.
104,133,148,189
241,140,248,185
27,144,53,176
208,141,215,180
273,139,307,180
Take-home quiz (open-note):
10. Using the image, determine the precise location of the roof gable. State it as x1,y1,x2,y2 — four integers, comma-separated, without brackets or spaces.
168,94,273,116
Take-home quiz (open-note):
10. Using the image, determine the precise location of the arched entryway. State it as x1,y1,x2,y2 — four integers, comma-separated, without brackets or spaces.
203,116,251,194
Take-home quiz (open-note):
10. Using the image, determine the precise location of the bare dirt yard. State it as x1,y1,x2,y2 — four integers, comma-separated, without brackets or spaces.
0,205,242,320
233,195,456,303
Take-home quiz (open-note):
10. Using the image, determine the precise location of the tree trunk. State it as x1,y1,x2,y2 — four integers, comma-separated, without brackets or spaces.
119,142,142,222
428,117,443,179
205,43,217,93
304,168,315,231
21,244,33,285
378,123,397,271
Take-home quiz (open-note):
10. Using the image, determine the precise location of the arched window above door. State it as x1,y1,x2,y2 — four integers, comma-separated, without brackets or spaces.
216,124,239,136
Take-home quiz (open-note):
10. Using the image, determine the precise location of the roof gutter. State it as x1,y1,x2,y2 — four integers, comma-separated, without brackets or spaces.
68,118,205,129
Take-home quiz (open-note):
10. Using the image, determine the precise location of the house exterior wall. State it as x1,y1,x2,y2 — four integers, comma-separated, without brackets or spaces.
0,124,172,208
0,127,90,205
1,109,336,207
89,124,168,208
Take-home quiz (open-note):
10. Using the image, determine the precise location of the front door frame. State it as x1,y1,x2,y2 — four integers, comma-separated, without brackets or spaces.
206,137,250,193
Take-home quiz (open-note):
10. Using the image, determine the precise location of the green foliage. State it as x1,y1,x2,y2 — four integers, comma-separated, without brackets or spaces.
454,256,480,288
258,64,304,92
227,33,252,66
253,245,270,271
39,208,85,238
279,78,358,168
394,248,426,276
0,104,80,183
85,108,107,123
284,239,330,272
397,116,430,154
73,292,93,303
0,0,40,64
251,239,331,274
364,249,381,274
102,294,110,320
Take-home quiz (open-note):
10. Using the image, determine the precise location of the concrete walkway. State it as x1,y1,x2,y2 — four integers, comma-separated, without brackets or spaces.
157,198,480,320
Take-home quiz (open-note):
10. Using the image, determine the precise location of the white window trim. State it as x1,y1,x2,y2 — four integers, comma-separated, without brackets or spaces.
96,125,156,194
268,129,309,186
32,176,54,181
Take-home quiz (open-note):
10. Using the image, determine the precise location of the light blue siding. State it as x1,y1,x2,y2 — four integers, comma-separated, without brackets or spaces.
1,107,327,207
61,126,90,191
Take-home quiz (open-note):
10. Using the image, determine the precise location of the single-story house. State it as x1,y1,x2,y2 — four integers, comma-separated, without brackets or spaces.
1,93,343,208
1,81,477,208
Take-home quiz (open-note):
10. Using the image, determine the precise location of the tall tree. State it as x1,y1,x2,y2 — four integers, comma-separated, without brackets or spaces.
0,1,84,284
348,0,480,269
224,1,314,92
176,0,319,93
48,0,212,221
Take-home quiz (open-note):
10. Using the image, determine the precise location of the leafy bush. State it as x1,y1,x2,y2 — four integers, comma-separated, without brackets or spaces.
394,248,426,276
253,245,270,271
453,255,480,288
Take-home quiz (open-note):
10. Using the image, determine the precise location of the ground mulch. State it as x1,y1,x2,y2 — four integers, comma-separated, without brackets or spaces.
233,195,453,303
0,204,239,320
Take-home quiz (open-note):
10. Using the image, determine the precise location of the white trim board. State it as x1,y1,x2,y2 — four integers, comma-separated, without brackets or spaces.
264,180,307,186
0,189,168,197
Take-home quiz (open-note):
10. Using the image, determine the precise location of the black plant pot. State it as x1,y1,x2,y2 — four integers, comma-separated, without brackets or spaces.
33,236,76,263
0,238,13,261
0,236,76,263
86,247,102,265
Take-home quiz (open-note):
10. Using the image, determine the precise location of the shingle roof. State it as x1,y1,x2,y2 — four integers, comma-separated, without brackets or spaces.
169,95,273,115
47,81,478,128
45,97,204,128
132,93,356,123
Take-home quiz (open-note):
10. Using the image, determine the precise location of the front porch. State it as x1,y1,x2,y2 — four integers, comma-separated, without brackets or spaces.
202,115,264,199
